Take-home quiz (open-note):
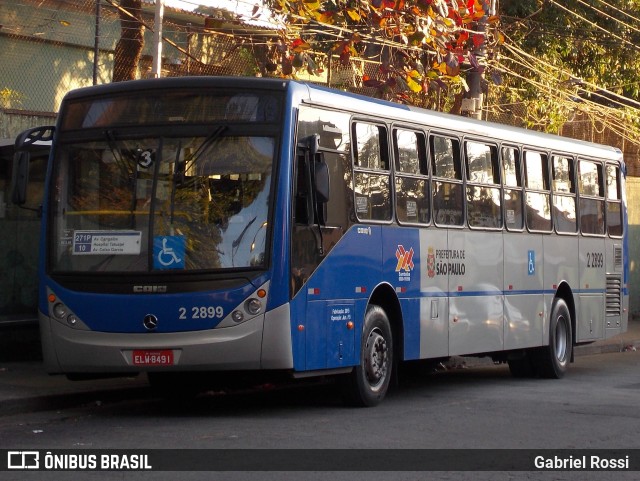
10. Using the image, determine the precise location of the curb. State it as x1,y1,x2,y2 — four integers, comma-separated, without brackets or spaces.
574,339,640,357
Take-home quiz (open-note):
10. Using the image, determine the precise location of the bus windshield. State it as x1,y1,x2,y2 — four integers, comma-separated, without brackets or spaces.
50,129,275,274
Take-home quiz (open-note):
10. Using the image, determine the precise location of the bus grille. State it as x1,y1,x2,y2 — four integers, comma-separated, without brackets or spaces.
606,275,622,317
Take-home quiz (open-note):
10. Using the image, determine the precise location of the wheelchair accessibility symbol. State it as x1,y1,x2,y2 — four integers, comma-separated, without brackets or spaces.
154,236,185,270
528,250,535,276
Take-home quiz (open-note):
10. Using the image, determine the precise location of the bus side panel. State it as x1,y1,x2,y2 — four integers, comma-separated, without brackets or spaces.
448,230,503,356
290,288,307,372
261,303,294,369
503,232,545,350
299,226,383,371
381,227,422,360
418,229,449,359
577,235,607,341
544,234,580,342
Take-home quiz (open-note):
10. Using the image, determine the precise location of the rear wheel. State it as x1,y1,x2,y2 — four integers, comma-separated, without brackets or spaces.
536,298,572,378
341,304,393,407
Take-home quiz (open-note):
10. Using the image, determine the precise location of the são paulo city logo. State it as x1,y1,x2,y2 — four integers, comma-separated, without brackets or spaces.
427,247,436,278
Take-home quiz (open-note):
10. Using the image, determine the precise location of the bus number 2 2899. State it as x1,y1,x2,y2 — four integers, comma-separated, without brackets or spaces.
178,306,224,320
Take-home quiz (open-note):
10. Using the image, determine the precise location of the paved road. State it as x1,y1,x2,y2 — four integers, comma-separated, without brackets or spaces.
0,350,639,480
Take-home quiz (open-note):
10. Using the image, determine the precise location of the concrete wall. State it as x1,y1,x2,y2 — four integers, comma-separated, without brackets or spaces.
0,110,56,140
627,177,640,318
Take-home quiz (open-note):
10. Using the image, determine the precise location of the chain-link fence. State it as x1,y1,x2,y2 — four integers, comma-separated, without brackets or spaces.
0,1,377,111
0,0,252,113
0,1,516,117
0,0,635,162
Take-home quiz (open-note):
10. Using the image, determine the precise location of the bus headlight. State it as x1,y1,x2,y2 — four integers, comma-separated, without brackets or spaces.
215,282,270,328
245,298,262,315
52,303,69,320
47,289,88,330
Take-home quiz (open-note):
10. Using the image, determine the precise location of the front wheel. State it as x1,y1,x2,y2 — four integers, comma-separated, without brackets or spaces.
341,304,394,407
536,298,572,379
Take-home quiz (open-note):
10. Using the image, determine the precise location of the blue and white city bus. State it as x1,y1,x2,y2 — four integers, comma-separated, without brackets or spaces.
15,77,628,406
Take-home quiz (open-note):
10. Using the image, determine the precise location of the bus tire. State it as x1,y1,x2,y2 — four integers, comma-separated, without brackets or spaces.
341,304,393,407
536,298,572,379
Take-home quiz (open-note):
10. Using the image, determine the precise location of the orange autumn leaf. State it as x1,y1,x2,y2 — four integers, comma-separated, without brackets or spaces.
291,38,311,52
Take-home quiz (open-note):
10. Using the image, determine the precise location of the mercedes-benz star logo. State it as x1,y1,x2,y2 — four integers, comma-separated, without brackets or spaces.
143,314,158,331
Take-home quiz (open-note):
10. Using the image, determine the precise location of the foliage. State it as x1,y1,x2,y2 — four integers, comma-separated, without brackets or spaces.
0,88,23,109
263,0,504,107
498,0,640,133
502,0,640,100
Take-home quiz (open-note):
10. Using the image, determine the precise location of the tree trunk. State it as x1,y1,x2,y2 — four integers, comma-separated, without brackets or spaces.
113,0,144,82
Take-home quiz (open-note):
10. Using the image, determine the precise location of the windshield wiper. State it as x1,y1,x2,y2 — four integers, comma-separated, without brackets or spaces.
104,130,136,183
232,216,257,250
231,216,257,267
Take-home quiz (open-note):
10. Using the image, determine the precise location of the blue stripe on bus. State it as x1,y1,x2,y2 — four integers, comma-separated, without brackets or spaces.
416,288,611,298
452,289,555,297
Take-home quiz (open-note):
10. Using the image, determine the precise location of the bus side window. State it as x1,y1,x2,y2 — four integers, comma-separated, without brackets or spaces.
431,134,463,226
292,108,354,296
353,122,391,222
394,128,429,225
579,160,605,236
524,150,552,232
295,108,352,228
465,141,501,229
606,163,623,237
502,146,523,230
552,155,577,233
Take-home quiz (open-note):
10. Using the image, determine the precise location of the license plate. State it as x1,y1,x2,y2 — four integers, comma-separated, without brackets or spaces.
132,350,174,366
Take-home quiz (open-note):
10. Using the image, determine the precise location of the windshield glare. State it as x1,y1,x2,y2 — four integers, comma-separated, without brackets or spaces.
51,134,274,273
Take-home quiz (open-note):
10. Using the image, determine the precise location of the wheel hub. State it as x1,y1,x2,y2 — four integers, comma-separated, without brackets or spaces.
365,329,388,386
555,315,568,361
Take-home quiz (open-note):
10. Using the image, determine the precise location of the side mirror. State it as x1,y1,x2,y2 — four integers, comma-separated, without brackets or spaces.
12,126,53,208
308,133,330,203
11,151,30,205
15,126,55,151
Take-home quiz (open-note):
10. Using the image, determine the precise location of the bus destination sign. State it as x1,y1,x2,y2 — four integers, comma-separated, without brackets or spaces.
73,231,142,255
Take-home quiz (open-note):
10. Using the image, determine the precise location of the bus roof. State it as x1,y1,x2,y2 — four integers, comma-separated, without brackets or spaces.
298,81,623,162
60,76,623,162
